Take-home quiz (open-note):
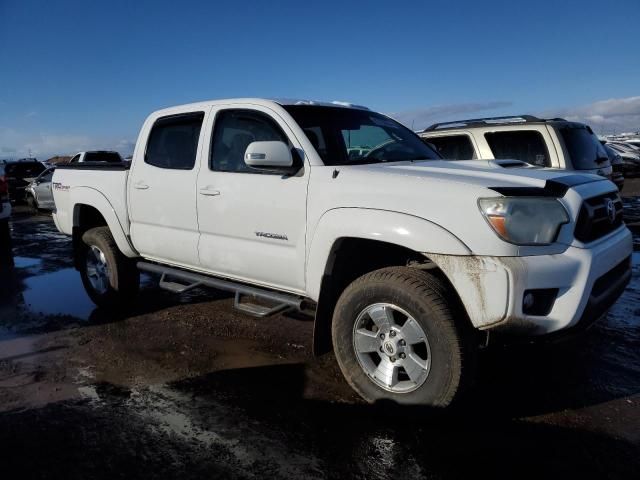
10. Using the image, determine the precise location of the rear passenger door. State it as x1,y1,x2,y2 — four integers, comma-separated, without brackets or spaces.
196,106,308,293
128,110,207,268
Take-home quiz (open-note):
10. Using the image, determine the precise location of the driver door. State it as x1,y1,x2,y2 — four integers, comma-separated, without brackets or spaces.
196,106,309,293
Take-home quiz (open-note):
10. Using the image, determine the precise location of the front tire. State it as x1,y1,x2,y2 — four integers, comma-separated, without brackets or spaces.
79,226,139,308
332,267,475,407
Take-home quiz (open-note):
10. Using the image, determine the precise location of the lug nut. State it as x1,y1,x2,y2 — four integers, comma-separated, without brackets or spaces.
399,340,406,346
390,356,396,362
379,346,384,353
399,353,406,359
379,333,385,340
389,330,396,338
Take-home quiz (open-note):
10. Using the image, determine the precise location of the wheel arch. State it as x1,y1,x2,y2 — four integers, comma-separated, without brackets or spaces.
71,195,137,269
307,208,472,355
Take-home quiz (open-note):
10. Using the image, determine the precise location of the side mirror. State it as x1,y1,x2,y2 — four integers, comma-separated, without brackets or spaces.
244,141,294,172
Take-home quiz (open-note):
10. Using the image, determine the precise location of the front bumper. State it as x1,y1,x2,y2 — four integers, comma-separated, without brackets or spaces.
428,226,633,335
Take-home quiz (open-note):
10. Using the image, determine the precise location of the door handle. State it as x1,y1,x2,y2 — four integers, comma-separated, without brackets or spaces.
199,187,220,196
133,182,149,190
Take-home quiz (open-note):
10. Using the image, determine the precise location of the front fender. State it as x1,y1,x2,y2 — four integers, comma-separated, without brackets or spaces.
305,208,471,300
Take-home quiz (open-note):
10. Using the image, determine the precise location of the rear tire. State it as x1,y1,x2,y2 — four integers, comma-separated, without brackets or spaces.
331,267,475,407
79,226,139,308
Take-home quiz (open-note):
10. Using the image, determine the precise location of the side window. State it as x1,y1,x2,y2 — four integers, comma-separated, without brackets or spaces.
426,135,476,160
145,112,204,170
42,170,54,182
211,109,288,173
484,130,550,167
70,154,81,163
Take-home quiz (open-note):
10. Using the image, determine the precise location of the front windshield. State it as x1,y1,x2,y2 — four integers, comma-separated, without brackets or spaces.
283,105,440,166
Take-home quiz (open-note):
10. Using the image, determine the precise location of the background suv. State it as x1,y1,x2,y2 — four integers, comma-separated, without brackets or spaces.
419,115,613,180
4,159,46,203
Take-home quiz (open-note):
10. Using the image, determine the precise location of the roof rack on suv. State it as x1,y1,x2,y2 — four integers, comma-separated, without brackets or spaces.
423,115,567,132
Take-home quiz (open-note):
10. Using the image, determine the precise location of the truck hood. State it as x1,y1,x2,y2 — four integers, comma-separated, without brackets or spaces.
348,159,603,191
309,159,617,257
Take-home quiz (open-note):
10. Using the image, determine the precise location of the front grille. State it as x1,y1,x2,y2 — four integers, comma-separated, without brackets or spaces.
574,191,624,243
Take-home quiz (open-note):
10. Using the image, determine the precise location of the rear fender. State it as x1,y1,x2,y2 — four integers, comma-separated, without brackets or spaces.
70,187,137,257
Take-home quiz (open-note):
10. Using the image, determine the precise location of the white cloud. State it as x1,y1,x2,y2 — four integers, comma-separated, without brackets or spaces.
0,127,135,160
389,101,513,130
540,96,640,134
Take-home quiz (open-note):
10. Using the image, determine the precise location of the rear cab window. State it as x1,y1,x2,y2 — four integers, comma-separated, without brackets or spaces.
424,135,476,160
558,125,609,171
84,152,122,163
484,130,551,167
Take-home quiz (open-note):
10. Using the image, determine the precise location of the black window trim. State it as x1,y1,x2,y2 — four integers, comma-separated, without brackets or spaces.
209,108,297,175
144,111,205,171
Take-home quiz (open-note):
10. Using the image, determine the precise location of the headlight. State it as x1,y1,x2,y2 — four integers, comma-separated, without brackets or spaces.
478,197,569,245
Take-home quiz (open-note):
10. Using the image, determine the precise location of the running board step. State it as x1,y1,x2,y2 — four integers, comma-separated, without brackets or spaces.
158,273,202,294
138,262,304,316
233,292,290,318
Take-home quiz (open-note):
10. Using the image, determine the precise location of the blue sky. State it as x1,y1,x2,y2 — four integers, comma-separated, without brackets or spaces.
1,0,639,159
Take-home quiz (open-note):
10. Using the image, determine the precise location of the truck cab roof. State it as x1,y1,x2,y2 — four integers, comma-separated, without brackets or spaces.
149,98,369,117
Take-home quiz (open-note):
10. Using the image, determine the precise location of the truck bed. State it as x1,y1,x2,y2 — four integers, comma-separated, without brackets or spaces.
51,162,131,242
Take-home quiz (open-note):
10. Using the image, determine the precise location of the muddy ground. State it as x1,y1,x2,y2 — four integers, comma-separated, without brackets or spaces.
0,190,639,479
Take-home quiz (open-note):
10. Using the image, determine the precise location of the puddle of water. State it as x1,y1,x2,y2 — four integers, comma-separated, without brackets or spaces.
21,268,96,320
12,256,42,269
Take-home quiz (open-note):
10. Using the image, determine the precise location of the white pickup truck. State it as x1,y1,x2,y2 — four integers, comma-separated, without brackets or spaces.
52,98,633,406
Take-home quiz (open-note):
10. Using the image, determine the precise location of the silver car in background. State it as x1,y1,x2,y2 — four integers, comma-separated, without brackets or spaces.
25,167,55,211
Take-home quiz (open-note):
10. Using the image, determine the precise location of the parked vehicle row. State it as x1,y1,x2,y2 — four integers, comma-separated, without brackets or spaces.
604,141,640,178
0,151,125,213
51,98,632,407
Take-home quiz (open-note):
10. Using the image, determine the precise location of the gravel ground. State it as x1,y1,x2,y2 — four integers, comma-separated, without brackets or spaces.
0,201,639,479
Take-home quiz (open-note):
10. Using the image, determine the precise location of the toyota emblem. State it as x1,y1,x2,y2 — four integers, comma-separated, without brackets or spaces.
604,198,616,223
